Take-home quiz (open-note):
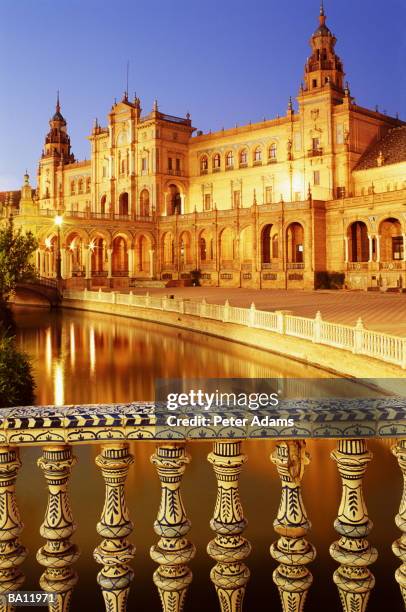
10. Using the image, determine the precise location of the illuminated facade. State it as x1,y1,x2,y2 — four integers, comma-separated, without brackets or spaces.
3,5,406,291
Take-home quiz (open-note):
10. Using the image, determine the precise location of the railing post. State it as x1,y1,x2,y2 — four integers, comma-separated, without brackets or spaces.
94,444,135,612
275,310,290,334
249,302,256,327
402,339,406,370
200,298,207,318
270,440,316,612
313,311,322,343
353,318,364,354
0,448,27,612
37,446,79,612
222,299,229,323
145,291,150,308
207,441,251,612
150,444,195,612
392,439,406,603
330,439,377,612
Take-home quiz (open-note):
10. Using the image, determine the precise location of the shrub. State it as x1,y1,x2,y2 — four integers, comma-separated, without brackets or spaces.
0,333,35,407
315,271,345,290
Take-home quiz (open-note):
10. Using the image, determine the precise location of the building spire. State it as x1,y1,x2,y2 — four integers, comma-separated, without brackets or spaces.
320,0,325,16
56,90,60,114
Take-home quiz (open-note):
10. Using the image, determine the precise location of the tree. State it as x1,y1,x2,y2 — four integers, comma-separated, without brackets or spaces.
0,333,35,407
0,217,38,304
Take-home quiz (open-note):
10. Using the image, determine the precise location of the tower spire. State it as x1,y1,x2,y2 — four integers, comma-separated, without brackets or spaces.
320,0,325,16
56,90,60,114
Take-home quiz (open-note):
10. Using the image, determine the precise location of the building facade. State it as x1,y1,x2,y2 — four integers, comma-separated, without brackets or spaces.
3,6,406,291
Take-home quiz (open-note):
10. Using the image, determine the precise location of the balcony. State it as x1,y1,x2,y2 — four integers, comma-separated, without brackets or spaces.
348,262,369,271
0,400,404,610
287,262,305,270
307,148,323,157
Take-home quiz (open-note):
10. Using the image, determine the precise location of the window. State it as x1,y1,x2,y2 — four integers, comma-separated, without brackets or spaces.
204,194,212,210
312,79,318,88
233,190,241,209
168,157,173,171
176,158,181,172
200,156,208,174
337,186,346,198
393,236,404,260
312,137,320,152
102,165,107,178
142,157,148,173
226,151,234,168
239,149,248,166
78,179,83,194
70,180,75,195
313,170,320,186
86,177,91,193
253,146,262,164
213,153,221,169
269,143,277,160
265,186,273,204
272,234,278,259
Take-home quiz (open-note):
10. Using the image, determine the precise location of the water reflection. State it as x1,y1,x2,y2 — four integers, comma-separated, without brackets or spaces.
11,306,402,611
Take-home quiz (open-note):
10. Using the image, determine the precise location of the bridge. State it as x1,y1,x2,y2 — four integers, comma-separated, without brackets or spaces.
14,277,62,307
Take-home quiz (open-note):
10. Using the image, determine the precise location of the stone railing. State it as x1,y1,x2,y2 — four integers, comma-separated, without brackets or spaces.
0,400,405,611
63,289,406,369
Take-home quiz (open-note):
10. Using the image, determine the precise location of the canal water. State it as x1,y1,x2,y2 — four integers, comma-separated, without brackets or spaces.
12,307,403,611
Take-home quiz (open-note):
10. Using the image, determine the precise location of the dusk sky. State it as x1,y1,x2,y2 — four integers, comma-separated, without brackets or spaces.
1,0,405,190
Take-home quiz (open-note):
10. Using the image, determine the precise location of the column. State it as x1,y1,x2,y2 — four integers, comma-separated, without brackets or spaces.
376,235,381,263
207,441,250,612
392,439,406,604
150,444,195,612
107,248,113,278
128,248,135,277
85,248,91,280
403,235,406,262
180,194,185,215
330,439,377,612
149,249,154,278
37,446,79,612
367,235,373,263
0,448,27,611
39,249,45,277
270,441,316,612
94,444,135,611
344,236,349,264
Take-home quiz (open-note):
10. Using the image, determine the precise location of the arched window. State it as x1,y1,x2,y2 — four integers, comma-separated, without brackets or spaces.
269,143,277,160
200,237,207,261
86,177,91,193
239,149,248,166
213,153,221,170
139,189,150,216
226,151,234,168
253,146,262,164
78,178,83,194
200,156,208,174
118,192,129,216
121,158,126,175
348,221,368,262
261,225,272,264
286,223,304,264
272,234,279,259
70,180,76,195
100,195,106,215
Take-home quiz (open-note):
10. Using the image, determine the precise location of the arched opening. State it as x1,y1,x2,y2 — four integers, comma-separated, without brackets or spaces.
100,195,107,215
179,231,192,266
135,234,152,274
118,192,129,216
200,155,208,174
286,222,304,265
168,184,182,215
112,236,128,276
348,221,368,262
161,232,175,266
379,217,403,262
199,229,214,264
139,189,150,217
91,236,107,276
219,228,235,267
66,232,84,277
261,224,273,264
44,235,58,277
239,226,253,262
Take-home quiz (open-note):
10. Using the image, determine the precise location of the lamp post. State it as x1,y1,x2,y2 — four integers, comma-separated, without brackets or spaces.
54,215,63,282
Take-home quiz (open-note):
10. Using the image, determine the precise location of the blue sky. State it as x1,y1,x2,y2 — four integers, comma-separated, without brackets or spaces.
0,0,405,190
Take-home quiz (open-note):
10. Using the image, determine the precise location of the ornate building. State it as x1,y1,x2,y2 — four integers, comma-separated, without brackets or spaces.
3,5,406,291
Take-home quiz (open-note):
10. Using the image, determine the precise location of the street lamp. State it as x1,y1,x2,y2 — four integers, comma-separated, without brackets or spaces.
54,214,63,281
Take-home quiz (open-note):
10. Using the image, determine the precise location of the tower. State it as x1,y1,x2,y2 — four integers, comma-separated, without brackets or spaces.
43,93,74,162
303,3,345,96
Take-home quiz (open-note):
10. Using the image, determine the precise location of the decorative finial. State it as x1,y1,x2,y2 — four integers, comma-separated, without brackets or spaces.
320,0,325,16
24,170,29,184
56,90,60,113
288,96,293,112
307,183,312,200
153,98,158,111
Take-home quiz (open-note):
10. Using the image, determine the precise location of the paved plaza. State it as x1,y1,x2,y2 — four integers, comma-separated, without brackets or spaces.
129,287,406,336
